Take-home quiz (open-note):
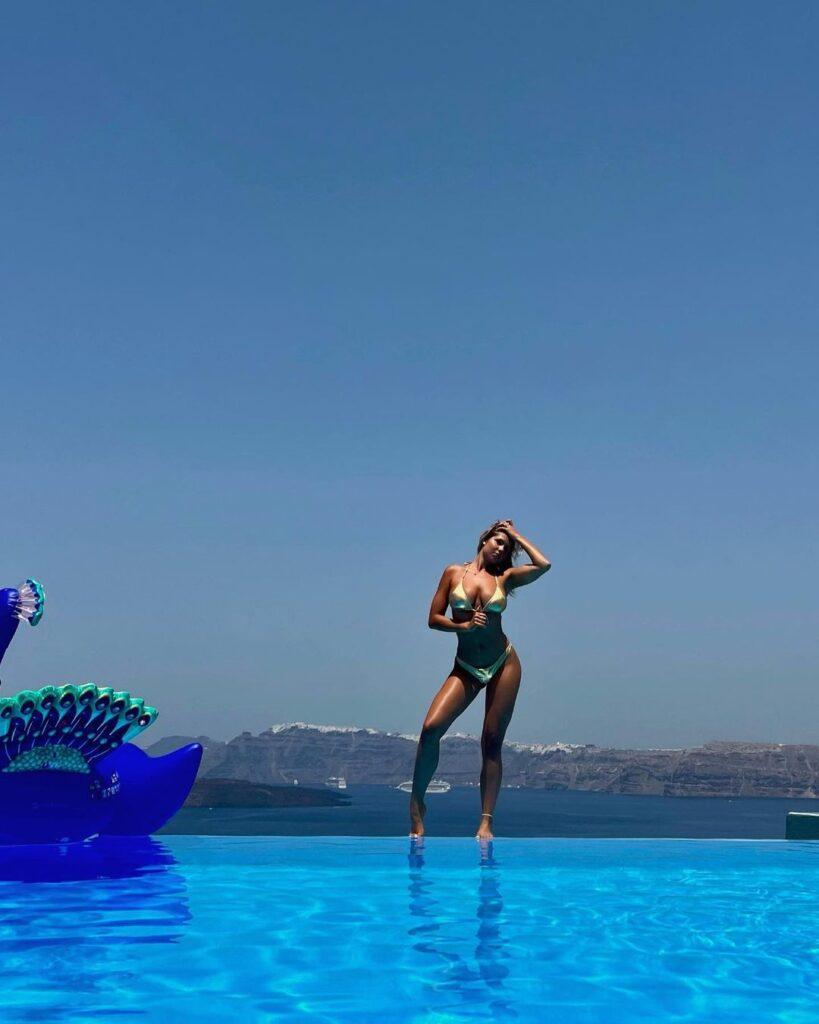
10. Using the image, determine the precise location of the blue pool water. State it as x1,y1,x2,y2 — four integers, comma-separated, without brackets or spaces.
2,836,818,1022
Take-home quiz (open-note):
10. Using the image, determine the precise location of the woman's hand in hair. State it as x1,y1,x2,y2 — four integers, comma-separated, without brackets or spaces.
498,519,520,540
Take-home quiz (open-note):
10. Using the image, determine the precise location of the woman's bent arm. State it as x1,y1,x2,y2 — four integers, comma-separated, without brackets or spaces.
428,565,479,632
501,522,552,590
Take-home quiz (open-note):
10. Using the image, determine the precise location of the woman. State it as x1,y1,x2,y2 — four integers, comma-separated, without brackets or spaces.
409,521,550,839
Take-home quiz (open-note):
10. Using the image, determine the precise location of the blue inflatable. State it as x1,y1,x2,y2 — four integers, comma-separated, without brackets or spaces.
0,579,44,675
0,579,201,844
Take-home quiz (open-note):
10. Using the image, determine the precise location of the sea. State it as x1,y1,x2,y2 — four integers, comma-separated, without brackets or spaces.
158,784,816,839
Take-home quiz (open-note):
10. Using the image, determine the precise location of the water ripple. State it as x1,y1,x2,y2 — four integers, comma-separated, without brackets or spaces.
1,837,818,1021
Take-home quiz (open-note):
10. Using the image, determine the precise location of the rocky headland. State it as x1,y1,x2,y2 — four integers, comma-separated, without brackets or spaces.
147,724,819,799
184,777,351,808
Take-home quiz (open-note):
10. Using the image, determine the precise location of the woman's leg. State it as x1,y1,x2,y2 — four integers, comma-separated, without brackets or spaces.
477,648,522,839
409,668,482,836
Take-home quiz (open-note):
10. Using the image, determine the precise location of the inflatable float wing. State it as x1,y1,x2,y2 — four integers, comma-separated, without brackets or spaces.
0,684,201,844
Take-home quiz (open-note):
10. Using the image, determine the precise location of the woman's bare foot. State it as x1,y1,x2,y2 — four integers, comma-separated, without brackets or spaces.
475,812,494,840
409,794,427,837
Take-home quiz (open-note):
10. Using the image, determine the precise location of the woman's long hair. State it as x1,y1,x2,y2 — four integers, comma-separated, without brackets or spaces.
476,521,520,574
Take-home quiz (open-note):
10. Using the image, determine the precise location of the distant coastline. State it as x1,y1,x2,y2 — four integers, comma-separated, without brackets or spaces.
149,724,819,800
185,778,351,809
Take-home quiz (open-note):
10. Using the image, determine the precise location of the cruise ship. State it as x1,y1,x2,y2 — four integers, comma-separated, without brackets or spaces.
396,778,451,794
325,776,347,790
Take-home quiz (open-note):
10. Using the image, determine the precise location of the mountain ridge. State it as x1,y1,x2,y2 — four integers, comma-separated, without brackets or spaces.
147,723,819,798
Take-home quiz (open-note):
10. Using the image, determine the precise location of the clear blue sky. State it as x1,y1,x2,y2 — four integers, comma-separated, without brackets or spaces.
3,2,817,748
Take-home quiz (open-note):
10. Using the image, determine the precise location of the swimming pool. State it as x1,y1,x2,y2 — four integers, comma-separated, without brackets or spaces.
2,836,817,1022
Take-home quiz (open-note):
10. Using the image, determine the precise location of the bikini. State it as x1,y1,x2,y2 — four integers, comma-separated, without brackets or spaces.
449,563,512,686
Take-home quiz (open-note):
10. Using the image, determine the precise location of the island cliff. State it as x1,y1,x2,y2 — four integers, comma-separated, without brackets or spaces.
146,724,819,799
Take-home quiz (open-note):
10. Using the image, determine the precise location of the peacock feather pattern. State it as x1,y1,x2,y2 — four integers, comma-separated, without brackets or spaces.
12,579,45,626
0,684,157,773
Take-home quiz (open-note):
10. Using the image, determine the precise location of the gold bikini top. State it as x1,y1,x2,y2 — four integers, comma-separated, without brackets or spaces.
449,563,507,614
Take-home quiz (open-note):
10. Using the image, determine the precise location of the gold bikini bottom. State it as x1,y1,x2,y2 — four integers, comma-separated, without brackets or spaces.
456,644,513,687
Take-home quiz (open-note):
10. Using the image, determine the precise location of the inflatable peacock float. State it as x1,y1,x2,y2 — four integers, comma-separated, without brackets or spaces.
0,579,201,844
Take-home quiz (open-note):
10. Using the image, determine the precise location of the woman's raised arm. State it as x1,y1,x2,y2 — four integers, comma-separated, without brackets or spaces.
500,522,551,591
